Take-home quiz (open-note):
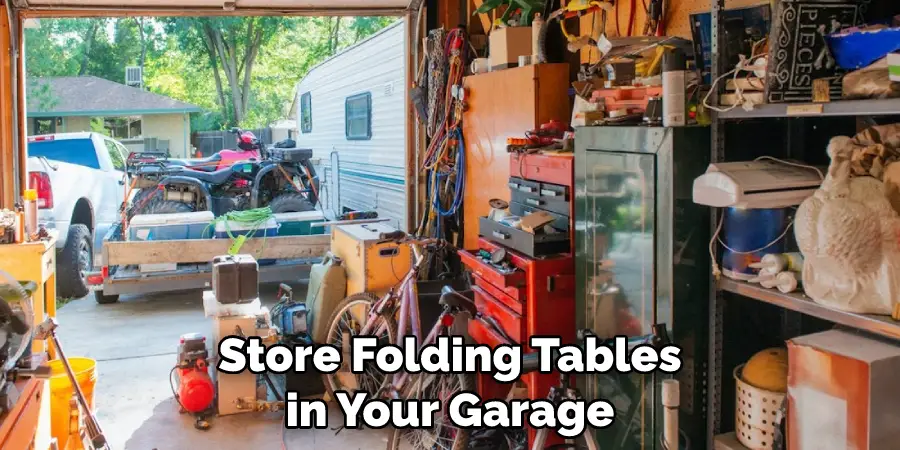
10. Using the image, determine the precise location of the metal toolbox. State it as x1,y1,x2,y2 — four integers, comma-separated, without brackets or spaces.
331,223,411,296
509,201,569,231
509,179,570,216
478,217,569,258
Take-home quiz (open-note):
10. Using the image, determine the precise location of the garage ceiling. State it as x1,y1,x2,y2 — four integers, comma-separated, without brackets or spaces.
15,0,417,14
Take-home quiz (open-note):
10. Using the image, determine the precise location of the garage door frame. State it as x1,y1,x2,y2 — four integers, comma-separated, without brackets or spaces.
0,0,427,231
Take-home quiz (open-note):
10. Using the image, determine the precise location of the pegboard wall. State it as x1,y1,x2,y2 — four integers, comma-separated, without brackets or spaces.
579,0,772,63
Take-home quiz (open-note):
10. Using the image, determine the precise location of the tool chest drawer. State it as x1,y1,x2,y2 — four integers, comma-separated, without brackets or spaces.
471,273,523,314
473,285,524,344
507,177,540,195
469,316,511,348
510,153,574,188
510,184,570,216
479,217,570,258
458,249,526,292
509,201,569,232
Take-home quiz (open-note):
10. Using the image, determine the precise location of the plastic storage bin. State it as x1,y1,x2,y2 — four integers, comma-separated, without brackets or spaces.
275,211,325,236
214,217,278,239
128,211,215,241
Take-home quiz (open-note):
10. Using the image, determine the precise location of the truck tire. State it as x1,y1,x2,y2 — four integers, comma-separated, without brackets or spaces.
57,224,92,299
94,290,119,305
143,200,194,214
269,193,315,213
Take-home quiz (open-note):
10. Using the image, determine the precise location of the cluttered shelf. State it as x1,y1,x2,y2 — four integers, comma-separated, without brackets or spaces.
719,278,900,341
715,97,900,119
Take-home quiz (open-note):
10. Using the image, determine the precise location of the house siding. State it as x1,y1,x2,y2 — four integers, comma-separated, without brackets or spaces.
143,113,190,157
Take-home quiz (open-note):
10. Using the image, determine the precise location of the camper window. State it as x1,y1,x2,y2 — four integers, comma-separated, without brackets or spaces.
345,92,372,140
301,92,312,134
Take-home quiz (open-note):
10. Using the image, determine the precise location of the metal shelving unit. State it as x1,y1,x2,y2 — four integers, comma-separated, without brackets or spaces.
720,279,900,341
705,0,900,447
718,97,900,119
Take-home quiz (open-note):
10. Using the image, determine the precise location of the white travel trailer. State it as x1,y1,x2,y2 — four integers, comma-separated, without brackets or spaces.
293,20,408,230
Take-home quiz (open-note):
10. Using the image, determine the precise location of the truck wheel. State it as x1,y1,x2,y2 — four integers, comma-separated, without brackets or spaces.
94,290,119,305
269,193,315,213
57,224,92,299
143,200,194,214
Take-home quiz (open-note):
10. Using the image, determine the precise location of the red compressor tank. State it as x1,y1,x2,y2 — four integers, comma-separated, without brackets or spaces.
175,333,215,415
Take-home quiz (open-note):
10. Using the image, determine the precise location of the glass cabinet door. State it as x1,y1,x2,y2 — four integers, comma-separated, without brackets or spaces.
576,148,661,450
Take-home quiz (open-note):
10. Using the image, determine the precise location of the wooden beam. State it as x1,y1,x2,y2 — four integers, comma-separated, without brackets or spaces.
471,0,492,34
103,234,331,265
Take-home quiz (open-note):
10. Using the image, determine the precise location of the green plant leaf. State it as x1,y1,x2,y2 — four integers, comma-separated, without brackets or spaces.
474,0,508,15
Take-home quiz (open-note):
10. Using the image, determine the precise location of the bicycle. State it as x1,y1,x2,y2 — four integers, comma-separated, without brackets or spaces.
322,231,511,450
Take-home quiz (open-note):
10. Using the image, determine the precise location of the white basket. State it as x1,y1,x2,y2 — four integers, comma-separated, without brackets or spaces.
734,364,785,450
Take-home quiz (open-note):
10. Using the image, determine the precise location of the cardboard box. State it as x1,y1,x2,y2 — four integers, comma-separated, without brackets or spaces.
889,51,900,82
489,26,533,69
788,330,900,450
211,314,260,415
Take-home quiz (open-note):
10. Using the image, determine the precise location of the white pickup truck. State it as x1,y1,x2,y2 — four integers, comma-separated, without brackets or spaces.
27,132,129,300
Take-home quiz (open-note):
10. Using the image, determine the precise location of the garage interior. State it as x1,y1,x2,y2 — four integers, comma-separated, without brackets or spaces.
3,0,900,449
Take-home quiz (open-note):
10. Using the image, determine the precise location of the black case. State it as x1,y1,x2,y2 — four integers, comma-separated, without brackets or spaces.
212,254,259,304
269,147,313,162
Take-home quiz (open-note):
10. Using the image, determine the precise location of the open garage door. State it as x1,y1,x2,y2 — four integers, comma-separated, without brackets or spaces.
12,0,421,14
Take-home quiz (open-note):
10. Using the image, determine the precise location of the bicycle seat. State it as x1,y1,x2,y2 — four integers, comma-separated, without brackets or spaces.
438,286,477,316
174,166,235,185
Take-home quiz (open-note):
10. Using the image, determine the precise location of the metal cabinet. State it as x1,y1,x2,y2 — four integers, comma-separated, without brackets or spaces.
575,126,711,449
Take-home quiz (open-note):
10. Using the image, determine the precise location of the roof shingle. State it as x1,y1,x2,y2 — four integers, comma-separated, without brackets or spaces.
27,76,202,117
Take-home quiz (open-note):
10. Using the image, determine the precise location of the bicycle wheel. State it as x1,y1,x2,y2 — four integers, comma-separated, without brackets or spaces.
386,372,473,450
321,292,396,400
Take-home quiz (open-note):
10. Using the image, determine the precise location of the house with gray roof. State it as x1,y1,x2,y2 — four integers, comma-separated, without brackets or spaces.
27,76,203,157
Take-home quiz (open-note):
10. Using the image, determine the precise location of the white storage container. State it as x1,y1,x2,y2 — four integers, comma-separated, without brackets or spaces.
128,211,215,241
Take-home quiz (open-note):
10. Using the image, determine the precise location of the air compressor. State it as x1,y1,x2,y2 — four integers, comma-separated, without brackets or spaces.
172,333,215,429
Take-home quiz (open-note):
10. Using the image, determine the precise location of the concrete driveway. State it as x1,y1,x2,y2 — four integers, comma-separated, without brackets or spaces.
56,284,393,449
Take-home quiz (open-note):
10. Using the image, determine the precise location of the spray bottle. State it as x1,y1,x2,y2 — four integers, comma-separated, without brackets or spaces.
23,189,38,239
532,13,544,63
662,48,687,127
750,253,804,277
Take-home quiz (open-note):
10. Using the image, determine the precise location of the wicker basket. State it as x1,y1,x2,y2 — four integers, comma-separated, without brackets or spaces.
734,364,785,450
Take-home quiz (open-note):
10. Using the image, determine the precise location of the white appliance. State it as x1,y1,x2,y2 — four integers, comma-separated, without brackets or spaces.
692,160,824,209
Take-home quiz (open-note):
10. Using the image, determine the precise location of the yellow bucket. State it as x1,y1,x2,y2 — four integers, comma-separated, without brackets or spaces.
48,357,97,450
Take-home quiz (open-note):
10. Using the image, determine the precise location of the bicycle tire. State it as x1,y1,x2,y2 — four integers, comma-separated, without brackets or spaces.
320,292,396,401
386,372,473,450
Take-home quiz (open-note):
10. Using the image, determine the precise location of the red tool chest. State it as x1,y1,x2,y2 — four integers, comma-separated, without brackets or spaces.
464,152,577,446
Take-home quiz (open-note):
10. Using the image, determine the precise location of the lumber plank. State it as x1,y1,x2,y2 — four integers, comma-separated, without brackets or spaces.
104,234,331,265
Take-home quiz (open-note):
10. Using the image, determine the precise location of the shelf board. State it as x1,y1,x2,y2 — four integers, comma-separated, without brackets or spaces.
715,97,900,119
714,432,749,450
719,279,900,341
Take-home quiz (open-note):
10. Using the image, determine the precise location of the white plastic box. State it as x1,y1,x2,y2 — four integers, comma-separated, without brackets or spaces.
128,211,215,241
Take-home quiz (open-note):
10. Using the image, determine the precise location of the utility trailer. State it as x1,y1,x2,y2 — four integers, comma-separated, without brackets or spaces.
87,227,331,304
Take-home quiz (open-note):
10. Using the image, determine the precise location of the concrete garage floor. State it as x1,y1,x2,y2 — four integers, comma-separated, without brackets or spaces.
56,283,393,450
